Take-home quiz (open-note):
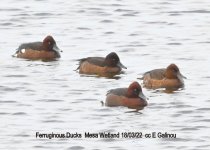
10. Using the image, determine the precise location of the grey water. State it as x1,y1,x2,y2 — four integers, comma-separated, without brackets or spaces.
0,0,210,149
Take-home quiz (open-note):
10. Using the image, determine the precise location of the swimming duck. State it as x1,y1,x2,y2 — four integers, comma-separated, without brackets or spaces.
106,81,147,109
141,64,186,89
13,35,61,60
77,52,126,77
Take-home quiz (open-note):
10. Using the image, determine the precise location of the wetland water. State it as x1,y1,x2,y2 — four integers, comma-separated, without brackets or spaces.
0,0,210,149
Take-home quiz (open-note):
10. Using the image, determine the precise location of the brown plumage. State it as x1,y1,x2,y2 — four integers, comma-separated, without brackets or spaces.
106,81,147,109
77,52,127,77
13,35,61,60
141,64,186,89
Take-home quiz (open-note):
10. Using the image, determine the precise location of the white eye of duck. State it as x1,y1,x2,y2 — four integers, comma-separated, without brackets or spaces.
134,88,138,92
48,42,51,45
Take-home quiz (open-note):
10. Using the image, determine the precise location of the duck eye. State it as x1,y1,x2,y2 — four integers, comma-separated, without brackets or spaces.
133,88,139,93
173,69,178,72
48,42,51,45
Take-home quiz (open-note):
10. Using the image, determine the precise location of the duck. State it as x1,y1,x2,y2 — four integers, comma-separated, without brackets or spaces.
106,81,147,109
140,63,186,89
13,35,61,60
77,52,126,77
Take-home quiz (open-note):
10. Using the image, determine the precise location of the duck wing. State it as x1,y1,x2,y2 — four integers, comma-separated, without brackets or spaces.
76,57,106,70
143,68,166,80
15,42,43,54
107,88,127,96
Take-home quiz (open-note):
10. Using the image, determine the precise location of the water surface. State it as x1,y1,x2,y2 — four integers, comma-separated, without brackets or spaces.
0,0,210,149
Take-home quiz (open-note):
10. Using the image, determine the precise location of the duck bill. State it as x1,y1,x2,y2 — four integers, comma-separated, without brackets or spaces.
117,61,127,69
180,73,187,79
139,92,147,101
177,72,186,81
53,44,62,53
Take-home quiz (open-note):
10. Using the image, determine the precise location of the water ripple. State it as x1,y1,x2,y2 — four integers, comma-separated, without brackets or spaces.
0,0,210,149
68,146,85,150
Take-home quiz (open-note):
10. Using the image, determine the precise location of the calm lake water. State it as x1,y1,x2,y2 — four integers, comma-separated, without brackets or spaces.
0,0,210,149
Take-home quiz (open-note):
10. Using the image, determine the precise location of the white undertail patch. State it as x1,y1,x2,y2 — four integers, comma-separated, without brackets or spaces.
21,49,26,53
